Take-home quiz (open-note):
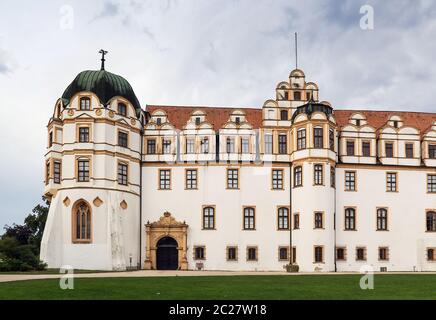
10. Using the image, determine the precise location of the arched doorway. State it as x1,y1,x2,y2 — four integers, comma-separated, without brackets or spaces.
156,237,178,270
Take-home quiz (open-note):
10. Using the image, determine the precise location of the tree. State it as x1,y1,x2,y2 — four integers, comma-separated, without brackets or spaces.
0,198,49,271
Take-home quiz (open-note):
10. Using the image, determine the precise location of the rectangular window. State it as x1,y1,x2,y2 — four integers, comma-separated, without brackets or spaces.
336,247,346,261
202,207,215,229
162,139,171,154
330,166,335,188
294,166,303,187
247,247,258,261
77,159,90,182
405,143,414,158
147,139,156,154
329,129,334,151
385,142,394,158
45,161,50,185
356,247,366,261
185,169,198,189
428,174,436,193
117,163,128,185
226,137,235,153
194,246,205,260
314,212,323,229
227,168,239,189
386,172,397,192
379,247,389,261
200,138,209,154
159,169,171,190
362,141,371,157
278,134,287,154
272,169,284,190
376,208,388,231
53,161,61,184
297,129,306,150
264,134,273,154
279,247,289,261
118,103,127,117
428,248,435,261
280,110,288,120
345,171,356,191
429,144,436,159
314,164,323,185
227,247,237,261
186,138,195,154
344,208,356,230
292,247,297,264
314,127,323,149
241,137,249,154
243,207,255,230
346,140,355,156
293,213,300,230
314,246,323,263
80,97,90,110
49,131,53,147
118,131,128,148
278,207,289,230
79,127,89,143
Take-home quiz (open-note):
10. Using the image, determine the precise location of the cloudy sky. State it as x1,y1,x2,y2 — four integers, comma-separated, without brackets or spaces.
0,0,435,229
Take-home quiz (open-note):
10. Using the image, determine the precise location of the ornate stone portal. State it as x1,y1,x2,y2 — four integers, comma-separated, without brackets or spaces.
144,212,188,270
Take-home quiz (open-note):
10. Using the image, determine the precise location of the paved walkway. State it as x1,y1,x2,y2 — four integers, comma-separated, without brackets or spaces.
1,270,435,283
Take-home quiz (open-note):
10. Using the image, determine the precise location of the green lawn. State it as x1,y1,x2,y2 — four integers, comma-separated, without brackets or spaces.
0,274,435,300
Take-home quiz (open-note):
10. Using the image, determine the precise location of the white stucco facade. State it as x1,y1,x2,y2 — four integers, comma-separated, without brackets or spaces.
40,67,436,272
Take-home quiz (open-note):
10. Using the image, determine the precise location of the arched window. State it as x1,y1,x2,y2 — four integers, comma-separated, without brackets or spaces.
118,103,127,117
72,201,91,243
243,207,255,230
278,207,289,230
79,97,91,110
345,208,356,230
203,207,215,230
377,208,388,231
426,211,436,232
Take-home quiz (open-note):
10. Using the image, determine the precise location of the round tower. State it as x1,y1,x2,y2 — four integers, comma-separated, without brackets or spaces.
41,63,144,270
290,100,337,272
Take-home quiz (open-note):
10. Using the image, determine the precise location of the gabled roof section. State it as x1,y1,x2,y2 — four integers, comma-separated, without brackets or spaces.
146,105,263,130
334,109,436,135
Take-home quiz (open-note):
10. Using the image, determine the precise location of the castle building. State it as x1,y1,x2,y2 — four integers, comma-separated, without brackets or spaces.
40,58,436,272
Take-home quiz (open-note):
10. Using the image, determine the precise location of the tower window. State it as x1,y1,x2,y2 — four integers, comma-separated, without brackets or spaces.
329,129,334,151
293,91,301,101
117,163,128,186
53,161,61,184
118,131,128,148
79,127,90,143
79,97,91,110
294,166,303,187
314,164,323,185
278,134,287,154
77,159,90,182
72,201,91,243
280,110,288,121
313,127,323,148
314,212,324,229
297,129,306,150
118,103,127,117
330,166,336,188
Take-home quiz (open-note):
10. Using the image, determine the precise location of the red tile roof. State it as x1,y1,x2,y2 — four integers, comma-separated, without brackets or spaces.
146,105,436,134
333,109,436,134
146,105,263,130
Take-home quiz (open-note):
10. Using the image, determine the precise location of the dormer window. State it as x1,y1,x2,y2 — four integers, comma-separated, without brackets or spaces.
118,103,127,117
195,117,201,125
355,119,361,126
280,110,288,121
293,91,301,101
393,120,398,128
306,92,311,101
235,117,240,125
156,118,162,125
80,97,91,110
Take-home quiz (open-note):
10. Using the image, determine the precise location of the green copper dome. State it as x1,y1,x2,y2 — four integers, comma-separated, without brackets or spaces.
61,70,141,113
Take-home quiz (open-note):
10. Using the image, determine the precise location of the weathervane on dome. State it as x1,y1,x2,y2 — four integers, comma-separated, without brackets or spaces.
99,49,108,70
